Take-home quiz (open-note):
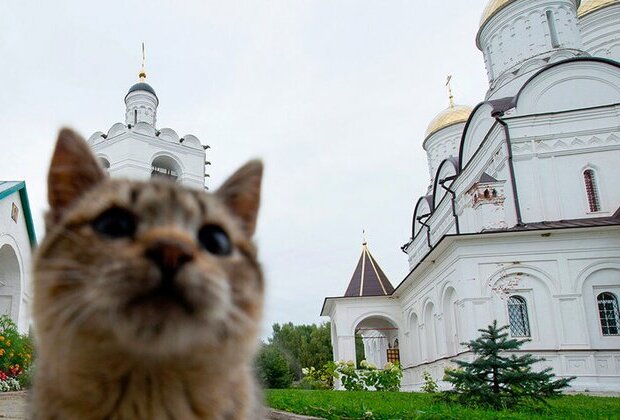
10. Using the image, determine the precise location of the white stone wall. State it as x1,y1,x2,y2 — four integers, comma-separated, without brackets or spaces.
0,190,32,333
398,228,620,392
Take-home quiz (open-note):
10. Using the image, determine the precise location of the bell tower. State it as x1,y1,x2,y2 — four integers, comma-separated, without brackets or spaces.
88,46,210,189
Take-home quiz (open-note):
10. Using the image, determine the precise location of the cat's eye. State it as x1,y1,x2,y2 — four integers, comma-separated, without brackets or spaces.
198,224,232,256
92,207,137,239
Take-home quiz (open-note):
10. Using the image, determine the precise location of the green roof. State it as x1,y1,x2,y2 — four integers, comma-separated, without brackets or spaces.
0,181,37,247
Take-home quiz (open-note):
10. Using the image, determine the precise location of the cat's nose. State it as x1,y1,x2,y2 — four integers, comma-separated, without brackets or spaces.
145,239,194,277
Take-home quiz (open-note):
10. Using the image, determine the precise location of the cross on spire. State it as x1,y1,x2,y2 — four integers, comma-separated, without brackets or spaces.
446,75,455,108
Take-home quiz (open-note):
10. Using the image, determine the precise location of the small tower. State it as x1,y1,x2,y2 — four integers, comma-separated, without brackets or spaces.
88,47,210,190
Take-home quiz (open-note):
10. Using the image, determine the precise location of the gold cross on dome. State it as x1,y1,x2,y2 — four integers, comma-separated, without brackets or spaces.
446,75,455,108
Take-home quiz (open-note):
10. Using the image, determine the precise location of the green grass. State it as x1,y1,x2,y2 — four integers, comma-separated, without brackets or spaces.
265,389,620,419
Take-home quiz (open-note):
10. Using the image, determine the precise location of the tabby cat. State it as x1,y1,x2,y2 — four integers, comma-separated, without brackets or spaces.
31,129,265,419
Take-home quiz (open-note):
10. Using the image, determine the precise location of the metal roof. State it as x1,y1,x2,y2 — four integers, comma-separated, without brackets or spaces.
344,243,395,297
127,82,156,96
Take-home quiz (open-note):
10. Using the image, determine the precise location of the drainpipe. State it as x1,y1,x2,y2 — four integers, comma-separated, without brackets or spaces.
440,175,460,235
416,213,432,249
495,116,524,226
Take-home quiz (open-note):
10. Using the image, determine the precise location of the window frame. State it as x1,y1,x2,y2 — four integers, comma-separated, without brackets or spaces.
597,292,620,336
583,168,602,213
507,295,531,337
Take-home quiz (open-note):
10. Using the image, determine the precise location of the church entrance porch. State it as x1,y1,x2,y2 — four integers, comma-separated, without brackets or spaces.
355,317,400,369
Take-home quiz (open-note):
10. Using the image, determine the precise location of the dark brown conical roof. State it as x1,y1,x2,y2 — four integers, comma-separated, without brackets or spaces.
344,242,395,297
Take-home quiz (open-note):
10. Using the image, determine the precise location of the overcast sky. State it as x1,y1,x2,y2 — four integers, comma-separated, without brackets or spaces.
0,0,490,337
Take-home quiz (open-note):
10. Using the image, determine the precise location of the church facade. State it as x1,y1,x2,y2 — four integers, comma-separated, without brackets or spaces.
322,0,620,392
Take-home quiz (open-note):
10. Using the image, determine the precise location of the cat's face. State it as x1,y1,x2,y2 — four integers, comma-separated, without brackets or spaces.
34,129,263,357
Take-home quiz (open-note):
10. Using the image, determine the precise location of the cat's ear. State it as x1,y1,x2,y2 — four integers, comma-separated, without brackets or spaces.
47,128,106,223
216,160,263,236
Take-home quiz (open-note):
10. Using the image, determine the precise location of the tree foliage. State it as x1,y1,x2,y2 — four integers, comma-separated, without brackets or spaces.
269,322,333,381
442,321,574,409
254,343,293,389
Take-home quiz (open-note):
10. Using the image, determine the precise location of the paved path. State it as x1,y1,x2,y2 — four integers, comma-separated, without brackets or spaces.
0,392,26,419
0,392,322,420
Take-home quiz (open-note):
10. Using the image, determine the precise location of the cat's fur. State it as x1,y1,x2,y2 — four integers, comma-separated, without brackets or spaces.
31,129,265,419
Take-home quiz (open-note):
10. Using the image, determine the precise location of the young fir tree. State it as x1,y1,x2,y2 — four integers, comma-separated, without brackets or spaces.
442,321,574,409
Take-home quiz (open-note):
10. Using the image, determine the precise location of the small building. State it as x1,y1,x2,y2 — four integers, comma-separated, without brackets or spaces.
0,182,36,333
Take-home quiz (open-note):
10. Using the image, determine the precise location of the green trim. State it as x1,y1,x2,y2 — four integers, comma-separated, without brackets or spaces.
0,182,24,201
0,181,38,248
18,185,37,247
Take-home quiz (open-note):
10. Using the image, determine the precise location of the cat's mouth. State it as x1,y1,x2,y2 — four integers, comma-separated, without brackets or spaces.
126,281,196,316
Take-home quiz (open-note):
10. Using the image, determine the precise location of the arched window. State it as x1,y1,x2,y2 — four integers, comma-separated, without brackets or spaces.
583,169,601,212
597,292,620,336
98,157,110,174
507,296,531,337
151,155,181,182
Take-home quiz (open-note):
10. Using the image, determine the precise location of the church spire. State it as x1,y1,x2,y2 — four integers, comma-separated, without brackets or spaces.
138,42,147,82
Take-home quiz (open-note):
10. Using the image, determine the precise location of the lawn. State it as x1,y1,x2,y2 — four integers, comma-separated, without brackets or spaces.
265,389,620,419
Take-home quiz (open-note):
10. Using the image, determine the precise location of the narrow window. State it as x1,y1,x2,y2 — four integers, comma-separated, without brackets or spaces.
546,10,560,48
508,296,531,337
597,292,620,336
134,109,138,124
584,169,601,212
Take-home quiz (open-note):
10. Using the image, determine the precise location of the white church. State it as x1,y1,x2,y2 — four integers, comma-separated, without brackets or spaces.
322,0,620,392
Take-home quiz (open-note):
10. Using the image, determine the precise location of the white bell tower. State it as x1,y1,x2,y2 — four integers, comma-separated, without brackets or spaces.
88,46,210,189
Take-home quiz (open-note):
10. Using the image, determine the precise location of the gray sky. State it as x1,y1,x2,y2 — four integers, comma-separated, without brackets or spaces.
0,0,489,337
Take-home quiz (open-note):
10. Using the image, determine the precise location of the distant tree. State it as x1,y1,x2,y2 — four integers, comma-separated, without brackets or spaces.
269,322,333,380
254,343,293,389
442,321,574,409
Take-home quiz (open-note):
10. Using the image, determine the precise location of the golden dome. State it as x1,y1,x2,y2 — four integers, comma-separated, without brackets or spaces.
578,0,619,17
425,105,473,139
480,0,518,28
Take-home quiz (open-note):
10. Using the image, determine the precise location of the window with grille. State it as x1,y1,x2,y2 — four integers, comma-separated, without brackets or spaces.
508,296,531,337
597,292,620,336
583,169,601,212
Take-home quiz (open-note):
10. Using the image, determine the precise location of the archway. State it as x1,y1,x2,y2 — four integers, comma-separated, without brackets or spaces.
0,244,21,321
354,316,400,369
151,155,181,181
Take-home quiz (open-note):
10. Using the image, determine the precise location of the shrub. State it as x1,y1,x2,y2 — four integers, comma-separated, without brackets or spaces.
300,362,337,390
421,371,438,393
316,360,402,391
254,343,293,389
0,315,33,390
441,321,574,409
